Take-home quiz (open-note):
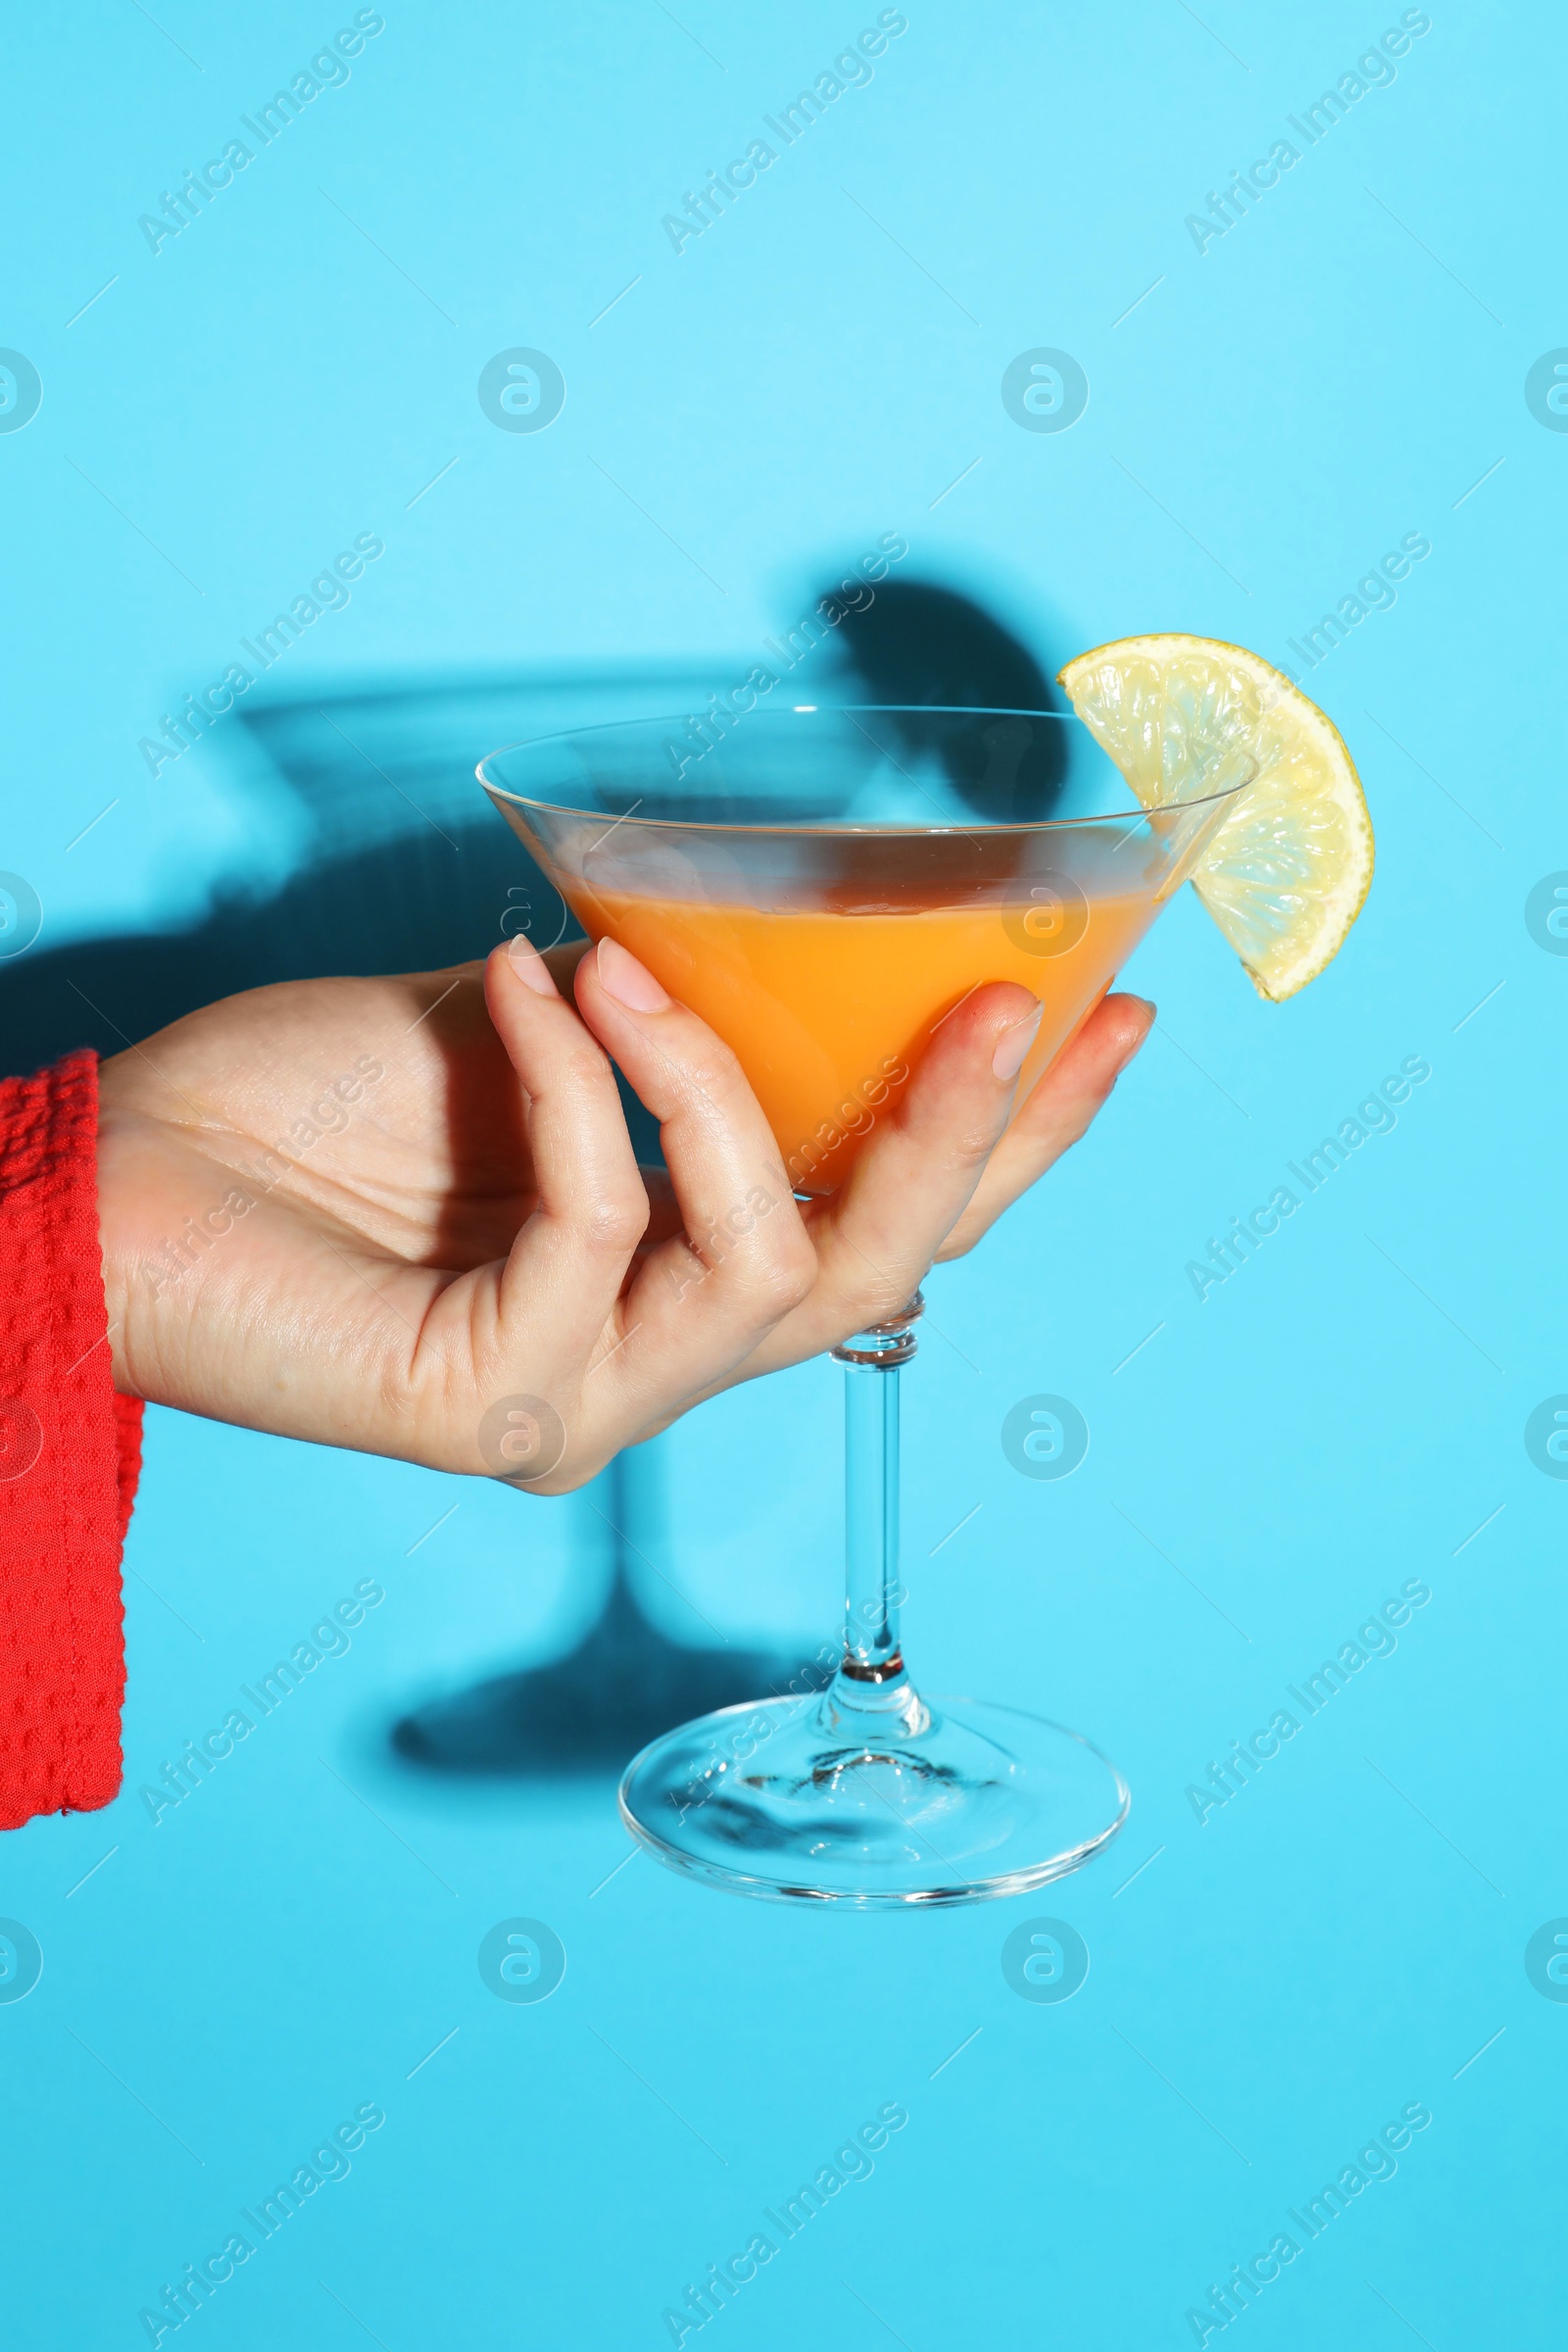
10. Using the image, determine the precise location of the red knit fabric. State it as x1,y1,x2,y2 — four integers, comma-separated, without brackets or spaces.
0,1052,137,1828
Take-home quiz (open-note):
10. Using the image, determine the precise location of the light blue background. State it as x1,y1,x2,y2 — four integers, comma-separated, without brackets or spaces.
3,2,1564,2344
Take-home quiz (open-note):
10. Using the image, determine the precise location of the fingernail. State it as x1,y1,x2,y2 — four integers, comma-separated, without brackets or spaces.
1121,1001,1155,1066
506,935,561,996
993,1003,1044,1082
597,935,670,1013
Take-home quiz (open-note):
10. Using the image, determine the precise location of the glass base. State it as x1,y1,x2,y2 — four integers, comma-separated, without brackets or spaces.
617,1677,1130,1908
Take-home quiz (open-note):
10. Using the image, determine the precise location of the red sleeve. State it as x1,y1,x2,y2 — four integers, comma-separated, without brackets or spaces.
0,1051,139,1828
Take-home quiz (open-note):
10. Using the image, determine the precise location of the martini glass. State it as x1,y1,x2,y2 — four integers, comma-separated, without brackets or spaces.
480,706,1253,1905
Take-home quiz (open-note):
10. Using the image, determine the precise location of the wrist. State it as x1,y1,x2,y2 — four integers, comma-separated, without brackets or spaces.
95,1077,148,1400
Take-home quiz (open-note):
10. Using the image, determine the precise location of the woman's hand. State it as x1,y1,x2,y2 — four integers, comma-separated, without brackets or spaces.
98,937,1152,1493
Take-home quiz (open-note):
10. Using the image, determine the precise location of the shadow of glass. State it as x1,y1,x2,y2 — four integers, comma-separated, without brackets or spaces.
4,585,1059,1785
377,590,1065,1781
388,1450,828,1782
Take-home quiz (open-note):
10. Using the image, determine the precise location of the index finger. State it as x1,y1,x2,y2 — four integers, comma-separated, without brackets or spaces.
570,938,818,1382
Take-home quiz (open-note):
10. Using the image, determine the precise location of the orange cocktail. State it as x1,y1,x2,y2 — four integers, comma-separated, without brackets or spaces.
479,706,1257,1909
571,883,1158,1192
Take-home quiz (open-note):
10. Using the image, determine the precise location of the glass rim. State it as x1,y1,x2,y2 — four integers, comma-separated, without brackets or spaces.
475,703,1258,838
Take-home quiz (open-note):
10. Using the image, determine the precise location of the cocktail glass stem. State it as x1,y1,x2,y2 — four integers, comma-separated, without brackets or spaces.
823,1293,930,1740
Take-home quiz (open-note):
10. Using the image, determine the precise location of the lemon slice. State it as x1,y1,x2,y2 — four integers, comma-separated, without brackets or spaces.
1057,633,1373,1002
